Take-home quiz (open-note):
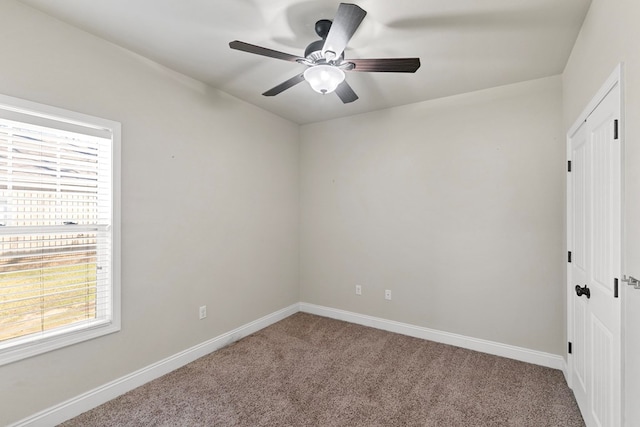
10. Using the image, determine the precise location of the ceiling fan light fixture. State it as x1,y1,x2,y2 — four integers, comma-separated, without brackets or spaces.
303,65,345,94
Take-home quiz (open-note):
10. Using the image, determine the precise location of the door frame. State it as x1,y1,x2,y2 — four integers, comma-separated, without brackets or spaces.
566,63,625,420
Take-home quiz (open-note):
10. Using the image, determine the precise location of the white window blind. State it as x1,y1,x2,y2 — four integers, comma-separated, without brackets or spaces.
0,95,120,365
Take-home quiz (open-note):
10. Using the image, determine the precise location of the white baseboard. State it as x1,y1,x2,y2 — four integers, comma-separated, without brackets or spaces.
11,303,299,427
14,301,566,426
299,303,565,371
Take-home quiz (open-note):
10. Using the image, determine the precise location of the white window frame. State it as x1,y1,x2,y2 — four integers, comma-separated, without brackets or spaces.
0,94,121,366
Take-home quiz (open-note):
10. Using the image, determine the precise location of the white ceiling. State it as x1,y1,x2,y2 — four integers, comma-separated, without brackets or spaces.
18,0,591,125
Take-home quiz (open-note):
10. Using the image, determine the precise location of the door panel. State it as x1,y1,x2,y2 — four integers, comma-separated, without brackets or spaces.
575,299,587,390
571,122,589,410
569,82,621,427
591,315,613,426
591,106,613,293
574,134,588,271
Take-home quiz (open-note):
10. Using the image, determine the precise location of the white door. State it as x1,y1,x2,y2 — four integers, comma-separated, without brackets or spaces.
569,82,622,427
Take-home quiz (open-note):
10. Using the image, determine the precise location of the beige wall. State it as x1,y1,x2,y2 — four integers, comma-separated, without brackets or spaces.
563,0,640,424
300,76,565,354
9,0,633,424
0,1,299,424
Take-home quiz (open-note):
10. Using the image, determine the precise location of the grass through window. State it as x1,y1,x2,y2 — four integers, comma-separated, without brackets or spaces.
0,261,98,342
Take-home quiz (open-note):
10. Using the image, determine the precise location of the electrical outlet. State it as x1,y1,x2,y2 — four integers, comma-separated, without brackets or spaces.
355,285,362,295
384,290,392,300
199,305,207,320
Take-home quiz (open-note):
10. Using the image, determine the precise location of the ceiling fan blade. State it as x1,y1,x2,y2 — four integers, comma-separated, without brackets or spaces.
347,58,421,73
322,3,367,59
262,73,306,97
229,40,302,62
335,81,358,104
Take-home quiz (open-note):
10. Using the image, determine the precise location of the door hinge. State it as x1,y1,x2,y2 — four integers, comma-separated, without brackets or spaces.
614,278,619,298
614,119,619,140
568,251,572,263
568,342,572,354
568,160,572,172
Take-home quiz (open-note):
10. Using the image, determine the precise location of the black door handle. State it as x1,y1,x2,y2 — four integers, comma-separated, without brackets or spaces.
575,285,591,299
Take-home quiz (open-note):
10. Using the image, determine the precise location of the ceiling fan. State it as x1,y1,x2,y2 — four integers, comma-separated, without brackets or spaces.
229,3,421,103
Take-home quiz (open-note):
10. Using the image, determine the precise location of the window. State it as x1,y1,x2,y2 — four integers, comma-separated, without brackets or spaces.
0,94,120,365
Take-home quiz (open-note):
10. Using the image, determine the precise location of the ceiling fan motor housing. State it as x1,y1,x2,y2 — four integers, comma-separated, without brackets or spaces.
304,39,326,61
304,19,344,64
304,41,344,64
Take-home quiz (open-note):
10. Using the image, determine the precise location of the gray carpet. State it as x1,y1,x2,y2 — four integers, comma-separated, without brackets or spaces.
61,313,585,426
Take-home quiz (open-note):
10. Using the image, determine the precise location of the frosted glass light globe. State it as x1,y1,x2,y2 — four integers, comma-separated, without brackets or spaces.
303,65,345,94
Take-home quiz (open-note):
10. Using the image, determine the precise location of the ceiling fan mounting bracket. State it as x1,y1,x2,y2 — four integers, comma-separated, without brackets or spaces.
315,19,332,39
